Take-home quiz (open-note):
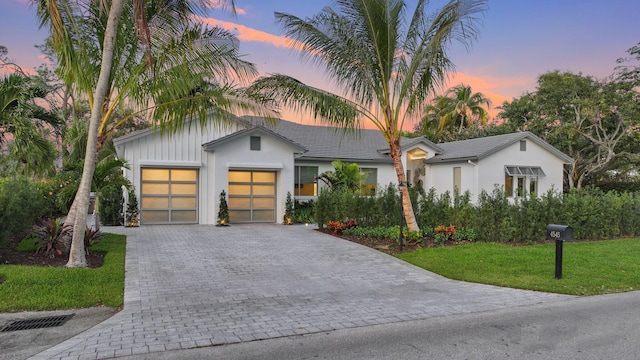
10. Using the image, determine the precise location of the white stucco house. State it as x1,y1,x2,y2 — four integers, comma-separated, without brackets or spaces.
114,116,572,225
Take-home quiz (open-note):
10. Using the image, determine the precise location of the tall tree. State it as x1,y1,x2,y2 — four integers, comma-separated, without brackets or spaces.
498,70,639,189
250,0,487,231
443,84,491,133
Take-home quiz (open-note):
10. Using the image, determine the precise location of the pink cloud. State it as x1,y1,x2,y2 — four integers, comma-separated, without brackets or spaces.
195,16,302,50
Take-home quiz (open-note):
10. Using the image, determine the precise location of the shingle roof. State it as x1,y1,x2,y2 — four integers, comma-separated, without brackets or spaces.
241,116,394,163
425,131,573,164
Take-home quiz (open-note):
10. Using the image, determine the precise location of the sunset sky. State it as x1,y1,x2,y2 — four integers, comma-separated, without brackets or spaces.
1,0,638,127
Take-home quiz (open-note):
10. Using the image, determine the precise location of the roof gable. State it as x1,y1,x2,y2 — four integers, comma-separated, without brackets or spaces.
202,126,306,153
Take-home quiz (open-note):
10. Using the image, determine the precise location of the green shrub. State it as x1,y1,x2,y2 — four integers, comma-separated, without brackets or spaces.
99,184,124,226
293,199,315,224
0,177,47,246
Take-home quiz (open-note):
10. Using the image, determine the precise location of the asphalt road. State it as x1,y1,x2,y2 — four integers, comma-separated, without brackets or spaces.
129,290,640,360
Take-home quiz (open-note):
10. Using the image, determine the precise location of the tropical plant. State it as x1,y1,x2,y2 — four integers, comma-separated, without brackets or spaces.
31,217,71,257
442,84,491,133
317,160,368,193
0,74,62,178
84,227,107,255
250,0,487,231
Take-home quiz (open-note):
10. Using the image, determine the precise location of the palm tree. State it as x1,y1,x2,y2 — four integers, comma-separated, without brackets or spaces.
417,95,453,141
0,74,62,178
250,0,487,231
444,84,491,133
36,0,270,267
317,160,368,193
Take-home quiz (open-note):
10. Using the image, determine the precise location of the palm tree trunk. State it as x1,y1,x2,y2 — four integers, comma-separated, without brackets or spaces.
67,0,124,268
389,138,420,233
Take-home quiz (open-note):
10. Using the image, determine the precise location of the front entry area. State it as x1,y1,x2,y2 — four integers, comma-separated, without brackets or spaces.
228,170,276,222
140,168,198,224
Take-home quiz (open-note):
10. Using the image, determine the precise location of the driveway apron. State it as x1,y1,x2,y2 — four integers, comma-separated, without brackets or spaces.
32,225,574,360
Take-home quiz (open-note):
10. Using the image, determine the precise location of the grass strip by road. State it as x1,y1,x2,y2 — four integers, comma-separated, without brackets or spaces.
396,238,640,296
0,234,126,312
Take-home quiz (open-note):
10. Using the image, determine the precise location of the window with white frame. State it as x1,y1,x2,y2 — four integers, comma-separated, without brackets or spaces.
505,166,544,198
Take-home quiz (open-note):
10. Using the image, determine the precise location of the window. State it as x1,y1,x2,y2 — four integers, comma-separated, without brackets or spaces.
520,140,526,151
453,167,461,194
505,174,514,197
294,166,318,196
250,136,261,151
360,168,378,195
505,166,544,198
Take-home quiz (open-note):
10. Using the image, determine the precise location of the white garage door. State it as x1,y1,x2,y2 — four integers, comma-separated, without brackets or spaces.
228,170,276,222
140,168,198,224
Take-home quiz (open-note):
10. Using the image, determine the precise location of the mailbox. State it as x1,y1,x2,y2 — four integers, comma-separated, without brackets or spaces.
547,224,573,241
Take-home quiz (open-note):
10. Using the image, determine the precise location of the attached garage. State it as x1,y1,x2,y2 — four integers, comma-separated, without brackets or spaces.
140,168,198,224
228,170,276,222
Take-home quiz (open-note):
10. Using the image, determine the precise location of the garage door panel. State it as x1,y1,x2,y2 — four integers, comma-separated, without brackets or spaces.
142,210,169,223
253,210,275,221
142,197,169,208
142,168,169,180
229,171,251,182
142,183,169,194
171,183,197,195
252,197,275,208
229,210,251,221
171,169,197,181
229,184,251,195
171,197,197,208
253,184,274,195
228,197,250,208
253,172,276,182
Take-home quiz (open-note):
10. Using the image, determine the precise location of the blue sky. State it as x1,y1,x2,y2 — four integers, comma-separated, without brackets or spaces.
1,0,638,121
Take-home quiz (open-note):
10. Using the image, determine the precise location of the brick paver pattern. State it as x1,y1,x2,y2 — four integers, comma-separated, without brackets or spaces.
32,225,574,359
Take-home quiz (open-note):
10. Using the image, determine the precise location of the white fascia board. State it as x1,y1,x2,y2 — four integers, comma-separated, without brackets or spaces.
139,160,202,168
227,162,284,170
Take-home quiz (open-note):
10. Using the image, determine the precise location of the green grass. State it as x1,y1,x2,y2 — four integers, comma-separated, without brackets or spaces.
0,234,126,312
396,238,640,296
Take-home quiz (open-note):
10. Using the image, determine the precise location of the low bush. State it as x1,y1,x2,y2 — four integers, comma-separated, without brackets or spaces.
0,177,48,246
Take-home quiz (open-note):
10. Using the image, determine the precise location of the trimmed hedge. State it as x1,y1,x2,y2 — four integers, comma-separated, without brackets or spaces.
316,184,640,242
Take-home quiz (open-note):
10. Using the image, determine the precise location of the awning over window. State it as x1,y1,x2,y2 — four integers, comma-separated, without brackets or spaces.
505,166,545,177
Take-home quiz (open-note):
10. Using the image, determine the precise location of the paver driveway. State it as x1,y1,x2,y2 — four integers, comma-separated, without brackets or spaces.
32,224,573,360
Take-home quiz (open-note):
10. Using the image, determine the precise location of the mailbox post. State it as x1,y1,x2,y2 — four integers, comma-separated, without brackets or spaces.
547,224,573,279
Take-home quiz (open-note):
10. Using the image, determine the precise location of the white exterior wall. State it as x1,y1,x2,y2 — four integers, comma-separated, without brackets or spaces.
427,162,477,197
477,139,565,198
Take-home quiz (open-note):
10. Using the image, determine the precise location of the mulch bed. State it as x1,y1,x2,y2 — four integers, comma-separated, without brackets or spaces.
0,235,105,268
317,229,470,255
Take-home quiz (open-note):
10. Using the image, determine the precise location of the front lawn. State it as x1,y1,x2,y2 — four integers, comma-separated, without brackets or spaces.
396,238,640,296
0,234,126,312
